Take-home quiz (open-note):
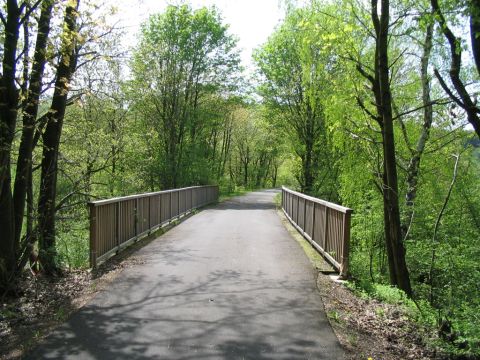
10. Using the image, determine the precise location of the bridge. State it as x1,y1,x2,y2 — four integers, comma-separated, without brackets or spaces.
26,188,351,359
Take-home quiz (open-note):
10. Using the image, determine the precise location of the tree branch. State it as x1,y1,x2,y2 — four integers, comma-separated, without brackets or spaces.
433,69,465,108
19,0,43,25
429,153,460,303
0,11,7,27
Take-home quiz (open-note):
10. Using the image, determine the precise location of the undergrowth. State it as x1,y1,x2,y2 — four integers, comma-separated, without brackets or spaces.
346,280,480,358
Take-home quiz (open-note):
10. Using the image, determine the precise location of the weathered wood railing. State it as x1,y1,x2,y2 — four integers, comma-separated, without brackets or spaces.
281,186,353,277
88,185,219,267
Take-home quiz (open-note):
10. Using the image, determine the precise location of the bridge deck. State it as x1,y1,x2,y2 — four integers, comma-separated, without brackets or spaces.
27,190,344,359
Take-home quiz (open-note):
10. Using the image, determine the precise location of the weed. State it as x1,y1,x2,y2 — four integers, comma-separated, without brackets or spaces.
327,310,340,322
375,307,385,318
347,333,358,346
54,307,67,322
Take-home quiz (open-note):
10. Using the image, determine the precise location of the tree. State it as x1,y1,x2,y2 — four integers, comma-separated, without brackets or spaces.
254,8,331,194
0,0,22,289
129,5,241,189
430,0,480,137
13,0,54,258
37,0,81,274
353,0,413,295
0,0,53,289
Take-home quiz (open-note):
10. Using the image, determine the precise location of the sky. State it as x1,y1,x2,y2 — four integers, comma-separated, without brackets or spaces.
112,0,285,72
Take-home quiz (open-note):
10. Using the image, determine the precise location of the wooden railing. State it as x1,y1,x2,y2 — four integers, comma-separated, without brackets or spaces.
281,186,353,277
88,185,219,267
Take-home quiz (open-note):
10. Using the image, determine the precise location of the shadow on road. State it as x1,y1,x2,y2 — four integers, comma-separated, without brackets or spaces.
26,267,338,359
24,188,342,359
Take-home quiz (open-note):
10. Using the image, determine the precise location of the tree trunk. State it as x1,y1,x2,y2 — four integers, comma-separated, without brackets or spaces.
13,0,54,250
382,168,397,286
469,0,480,78
303,122,314,194
431,0,480,137
0,1,21,289
243,146,249,186
37,0,80,275
374,0,412,296
403,20,434,238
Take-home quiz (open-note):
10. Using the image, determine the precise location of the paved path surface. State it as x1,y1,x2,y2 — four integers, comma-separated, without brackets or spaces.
26,190,344,359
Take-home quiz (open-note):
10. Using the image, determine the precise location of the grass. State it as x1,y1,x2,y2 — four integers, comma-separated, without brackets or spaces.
218,186,252,202
273,192,282,207
276,207,336,273
54,307,68,322
327,310,341,323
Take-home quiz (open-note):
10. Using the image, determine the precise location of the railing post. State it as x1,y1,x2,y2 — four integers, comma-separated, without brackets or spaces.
296,195,299,223
303,197,307,232
340,210,352,279
116,202,120,251
287,191,290,215
280,187,283,209
312,202,316,241
89,203,97,268
134,198,138,238
190,188,193,210
323,206,329,250
148,196,151,230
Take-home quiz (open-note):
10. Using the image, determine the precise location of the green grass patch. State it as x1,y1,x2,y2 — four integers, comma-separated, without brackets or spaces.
277,208,335,272
273,192,281,207
218,185,252,202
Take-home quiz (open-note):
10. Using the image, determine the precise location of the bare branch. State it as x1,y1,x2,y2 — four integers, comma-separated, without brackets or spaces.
0,11,7,27
433,69,465,108
392,98,452,120
429,153,460,303
19,0,43,25
356,96,379,122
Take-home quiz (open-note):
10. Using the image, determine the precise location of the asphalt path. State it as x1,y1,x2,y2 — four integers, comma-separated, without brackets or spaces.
26,190,344,359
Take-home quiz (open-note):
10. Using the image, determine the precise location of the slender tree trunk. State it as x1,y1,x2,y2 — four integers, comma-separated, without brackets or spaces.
303,125,314,194
382,168,397,286
37,0,80,275
13,0,54,250
431,0,480,137
0,1,21,289
243,146,249,186
403,20,434,238
374,0,412,296
429,154,460,304
469,1,480,78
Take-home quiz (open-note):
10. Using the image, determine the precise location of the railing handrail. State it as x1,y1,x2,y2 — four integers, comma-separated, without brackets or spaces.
282,186,353,214
89,185,217,207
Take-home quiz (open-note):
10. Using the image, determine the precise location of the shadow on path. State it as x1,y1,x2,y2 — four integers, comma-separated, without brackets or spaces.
24,190,343,359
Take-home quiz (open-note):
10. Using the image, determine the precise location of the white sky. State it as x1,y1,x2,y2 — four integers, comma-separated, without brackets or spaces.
113,0,285,72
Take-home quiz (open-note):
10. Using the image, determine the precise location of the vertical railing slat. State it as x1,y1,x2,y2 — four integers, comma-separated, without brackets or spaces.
88,186,219,267
89,204,97,268
281,186,352,276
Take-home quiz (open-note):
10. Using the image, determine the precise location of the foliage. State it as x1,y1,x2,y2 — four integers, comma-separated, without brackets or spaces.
127,5,241,188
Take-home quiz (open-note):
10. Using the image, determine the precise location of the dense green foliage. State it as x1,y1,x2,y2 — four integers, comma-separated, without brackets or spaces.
1,0,479,357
